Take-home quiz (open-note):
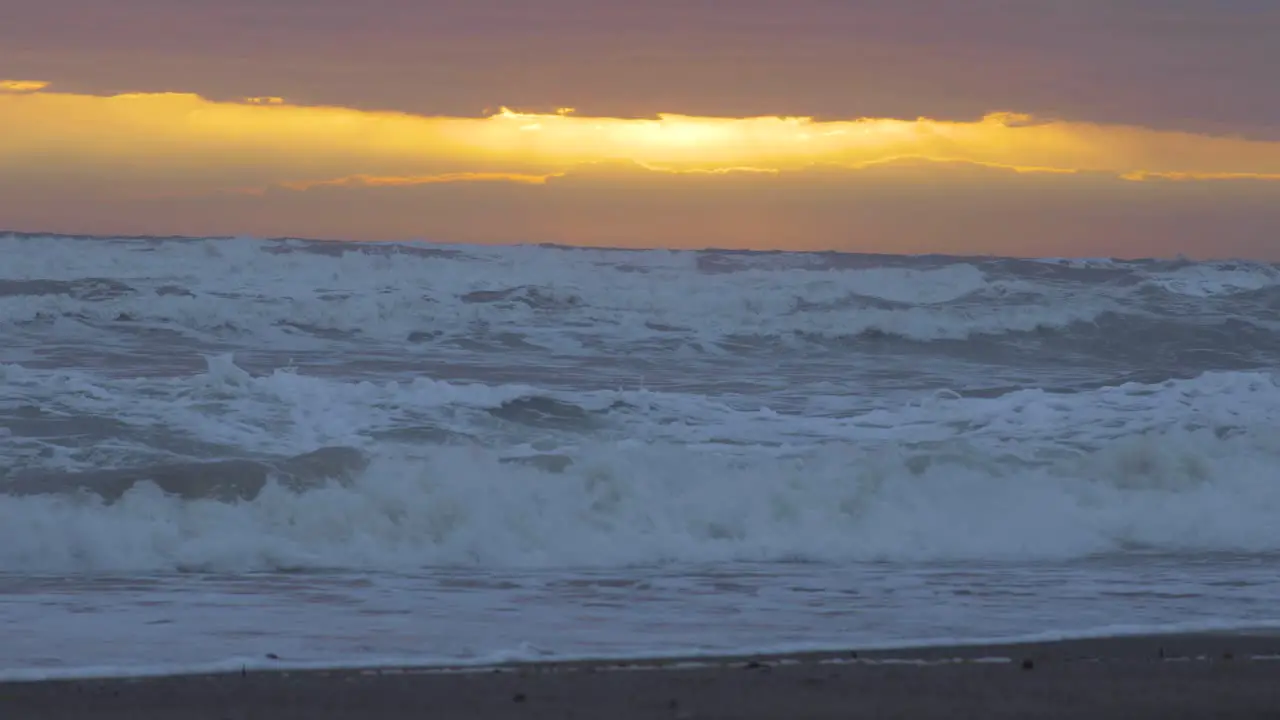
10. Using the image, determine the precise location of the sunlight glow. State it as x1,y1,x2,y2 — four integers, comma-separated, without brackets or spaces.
275,172,558,192
2,86,1280,196
0,80,49,92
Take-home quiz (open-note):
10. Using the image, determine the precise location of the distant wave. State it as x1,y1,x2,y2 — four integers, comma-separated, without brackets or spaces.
4,235,1277,355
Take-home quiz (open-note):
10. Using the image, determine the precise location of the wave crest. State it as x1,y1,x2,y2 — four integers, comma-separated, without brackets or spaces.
2,429,1278,572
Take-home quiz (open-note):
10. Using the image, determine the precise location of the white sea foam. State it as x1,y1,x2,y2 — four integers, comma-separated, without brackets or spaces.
1144,263,1279,297
4,618,1280,683
6,354,1280,467
5,349,1280,572
0,235,1119,345
3,422,1279,573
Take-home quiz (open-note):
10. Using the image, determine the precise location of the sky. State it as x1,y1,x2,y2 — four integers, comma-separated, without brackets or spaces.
3,0,1279,259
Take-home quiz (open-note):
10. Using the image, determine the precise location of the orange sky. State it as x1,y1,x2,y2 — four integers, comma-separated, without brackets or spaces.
2,1,1279,259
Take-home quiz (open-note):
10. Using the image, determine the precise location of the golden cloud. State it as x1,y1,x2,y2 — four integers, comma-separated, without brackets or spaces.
3,87,1280,200
1119,171,1280,182
0,80,49,92
277,172,559,191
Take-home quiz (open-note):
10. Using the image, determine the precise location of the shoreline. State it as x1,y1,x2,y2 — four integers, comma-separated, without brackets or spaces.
6,625,1280,683
3,632,1280,719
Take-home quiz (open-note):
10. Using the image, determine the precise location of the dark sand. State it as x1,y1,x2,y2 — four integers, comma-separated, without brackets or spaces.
3,633,1279,719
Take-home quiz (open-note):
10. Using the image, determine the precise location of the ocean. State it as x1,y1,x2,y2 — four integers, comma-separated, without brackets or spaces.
2,233,1279,680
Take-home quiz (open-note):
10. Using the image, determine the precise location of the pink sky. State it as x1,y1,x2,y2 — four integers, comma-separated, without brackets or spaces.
3,0,1279,258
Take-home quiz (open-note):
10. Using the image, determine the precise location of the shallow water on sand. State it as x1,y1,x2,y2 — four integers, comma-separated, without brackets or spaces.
4,556,1280,678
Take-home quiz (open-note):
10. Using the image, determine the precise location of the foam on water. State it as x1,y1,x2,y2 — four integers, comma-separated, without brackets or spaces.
1144,263,1280,297
8,351,1280,462
5,234,1280,674
0,234,1222,348
15,433,1280,572
5,618,1280,683
6,341,1280,572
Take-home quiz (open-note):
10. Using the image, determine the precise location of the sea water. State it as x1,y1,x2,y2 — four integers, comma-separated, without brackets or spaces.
2,234,1279,678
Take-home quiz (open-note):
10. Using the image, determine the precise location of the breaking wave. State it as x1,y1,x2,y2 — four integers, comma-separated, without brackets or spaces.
2,428,1280,573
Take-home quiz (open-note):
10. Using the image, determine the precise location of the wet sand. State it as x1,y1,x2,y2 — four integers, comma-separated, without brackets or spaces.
2,632,1279,719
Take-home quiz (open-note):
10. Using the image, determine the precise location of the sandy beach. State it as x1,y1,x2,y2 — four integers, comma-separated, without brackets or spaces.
2,632,1278,719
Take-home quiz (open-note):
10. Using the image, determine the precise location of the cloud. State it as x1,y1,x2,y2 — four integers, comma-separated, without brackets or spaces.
1,85,1279,258
0,79,49,92
5,88,1280,196
1119,171,1280,183
6,1,1277,138
276,172,558,191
